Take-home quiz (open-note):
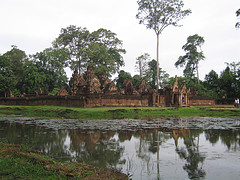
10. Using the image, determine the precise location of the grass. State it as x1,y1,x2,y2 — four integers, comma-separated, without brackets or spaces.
0,143,63,179
0,142,128,179
0,105,240,120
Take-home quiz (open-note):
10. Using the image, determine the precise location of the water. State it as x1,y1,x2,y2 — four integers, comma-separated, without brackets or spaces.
0,116,240,180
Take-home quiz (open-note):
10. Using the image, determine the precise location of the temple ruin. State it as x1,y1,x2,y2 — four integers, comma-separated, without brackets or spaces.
0,65,215,107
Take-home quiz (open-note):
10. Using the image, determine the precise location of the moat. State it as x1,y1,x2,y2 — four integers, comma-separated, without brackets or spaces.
1,116,240,179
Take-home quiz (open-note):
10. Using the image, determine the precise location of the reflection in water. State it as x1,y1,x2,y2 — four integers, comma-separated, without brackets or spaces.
0,120,240,179
175,129,206,179
69,129,124,168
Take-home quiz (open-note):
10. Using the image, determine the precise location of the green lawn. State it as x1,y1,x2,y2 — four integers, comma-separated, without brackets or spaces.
0,105,239,119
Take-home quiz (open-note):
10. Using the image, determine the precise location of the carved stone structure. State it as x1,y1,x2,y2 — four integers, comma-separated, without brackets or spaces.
0,66,215,107
69,70,80,96
57,86,69,96
122,80,138,95
138,80,149,94
169,76,190,106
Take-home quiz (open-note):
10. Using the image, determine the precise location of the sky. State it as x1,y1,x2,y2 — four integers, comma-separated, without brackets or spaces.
1,0,240,80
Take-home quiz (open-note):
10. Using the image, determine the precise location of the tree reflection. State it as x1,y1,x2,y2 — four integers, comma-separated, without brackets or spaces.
175,130,206,179
0,121,69,161
133,129,170,179
69,129,125,168
205,129,240,151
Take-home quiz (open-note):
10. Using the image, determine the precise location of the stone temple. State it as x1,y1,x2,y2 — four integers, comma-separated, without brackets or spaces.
0,65,214,107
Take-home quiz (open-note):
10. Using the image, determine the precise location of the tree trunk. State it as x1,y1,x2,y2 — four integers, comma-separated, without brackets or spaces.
139,60,143,79
78,57,81,75
196,60,200,84
156,33,160,90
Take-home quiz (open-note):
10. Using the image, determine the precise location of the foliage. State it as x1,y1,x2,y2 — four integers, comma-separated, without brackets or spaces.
33,48,69,91
145,59,170,88
3,45,27,93
22,60,48,94
190,82,216,98
135,53,150,78
168,76,190,87
3,45,26,81
203,70,220,98
204,70,219,90
219,66,236,98
34,47,69,73
54,26,126,77
115,70,133,88
136,0,191,89
0,55,17,97
132,74,142,87
136,0,192,35
175,34,205,83
50,88,60,96
20,48,69,94
236,9,240,29
53,25,90,73
203,62,240,99
88,28,126,77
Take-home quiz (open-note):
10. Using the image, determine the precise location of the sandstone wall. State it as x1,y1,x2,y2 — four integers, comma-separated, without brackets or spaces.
0,96,85,107
189,97,215,106
0,94,151,108
0,94,215,107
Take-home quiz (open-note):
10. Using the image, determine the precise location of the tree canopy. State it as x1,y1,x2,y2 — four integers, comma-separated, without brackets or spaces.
0,55,17,97
136,0,191,89
53,26,125,77
135,53,150,78
53,25,89,73
145,59,170,89
175,34,205,83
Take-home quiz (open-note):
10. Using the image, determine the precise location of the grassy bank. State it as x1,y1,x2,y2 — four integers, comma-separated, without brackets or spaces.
0,105,240,119
0,142,128,179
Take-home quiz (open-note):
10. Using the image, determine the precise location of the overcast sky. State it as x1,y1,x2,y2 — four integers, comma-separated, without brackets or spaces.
1,0,240,80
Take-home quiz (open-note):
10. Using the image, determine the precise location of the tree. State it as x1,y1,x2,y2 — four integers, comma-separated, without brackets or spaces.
225,62,240,77
53,25,90,74
204,70,219,89
115,70,132,88
54,26,126,77
203,70,220,98
219,67,235,98
22,60,47,94
136,0,191,89
0,55,17,97
135,53,150,78
21,48,69,94
132,75,142,87
175,34,205,83
86,28,126,77
33,48,69,91
145,59,170,88
236,9,240,29
3,45,27,91
224,62,240,97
